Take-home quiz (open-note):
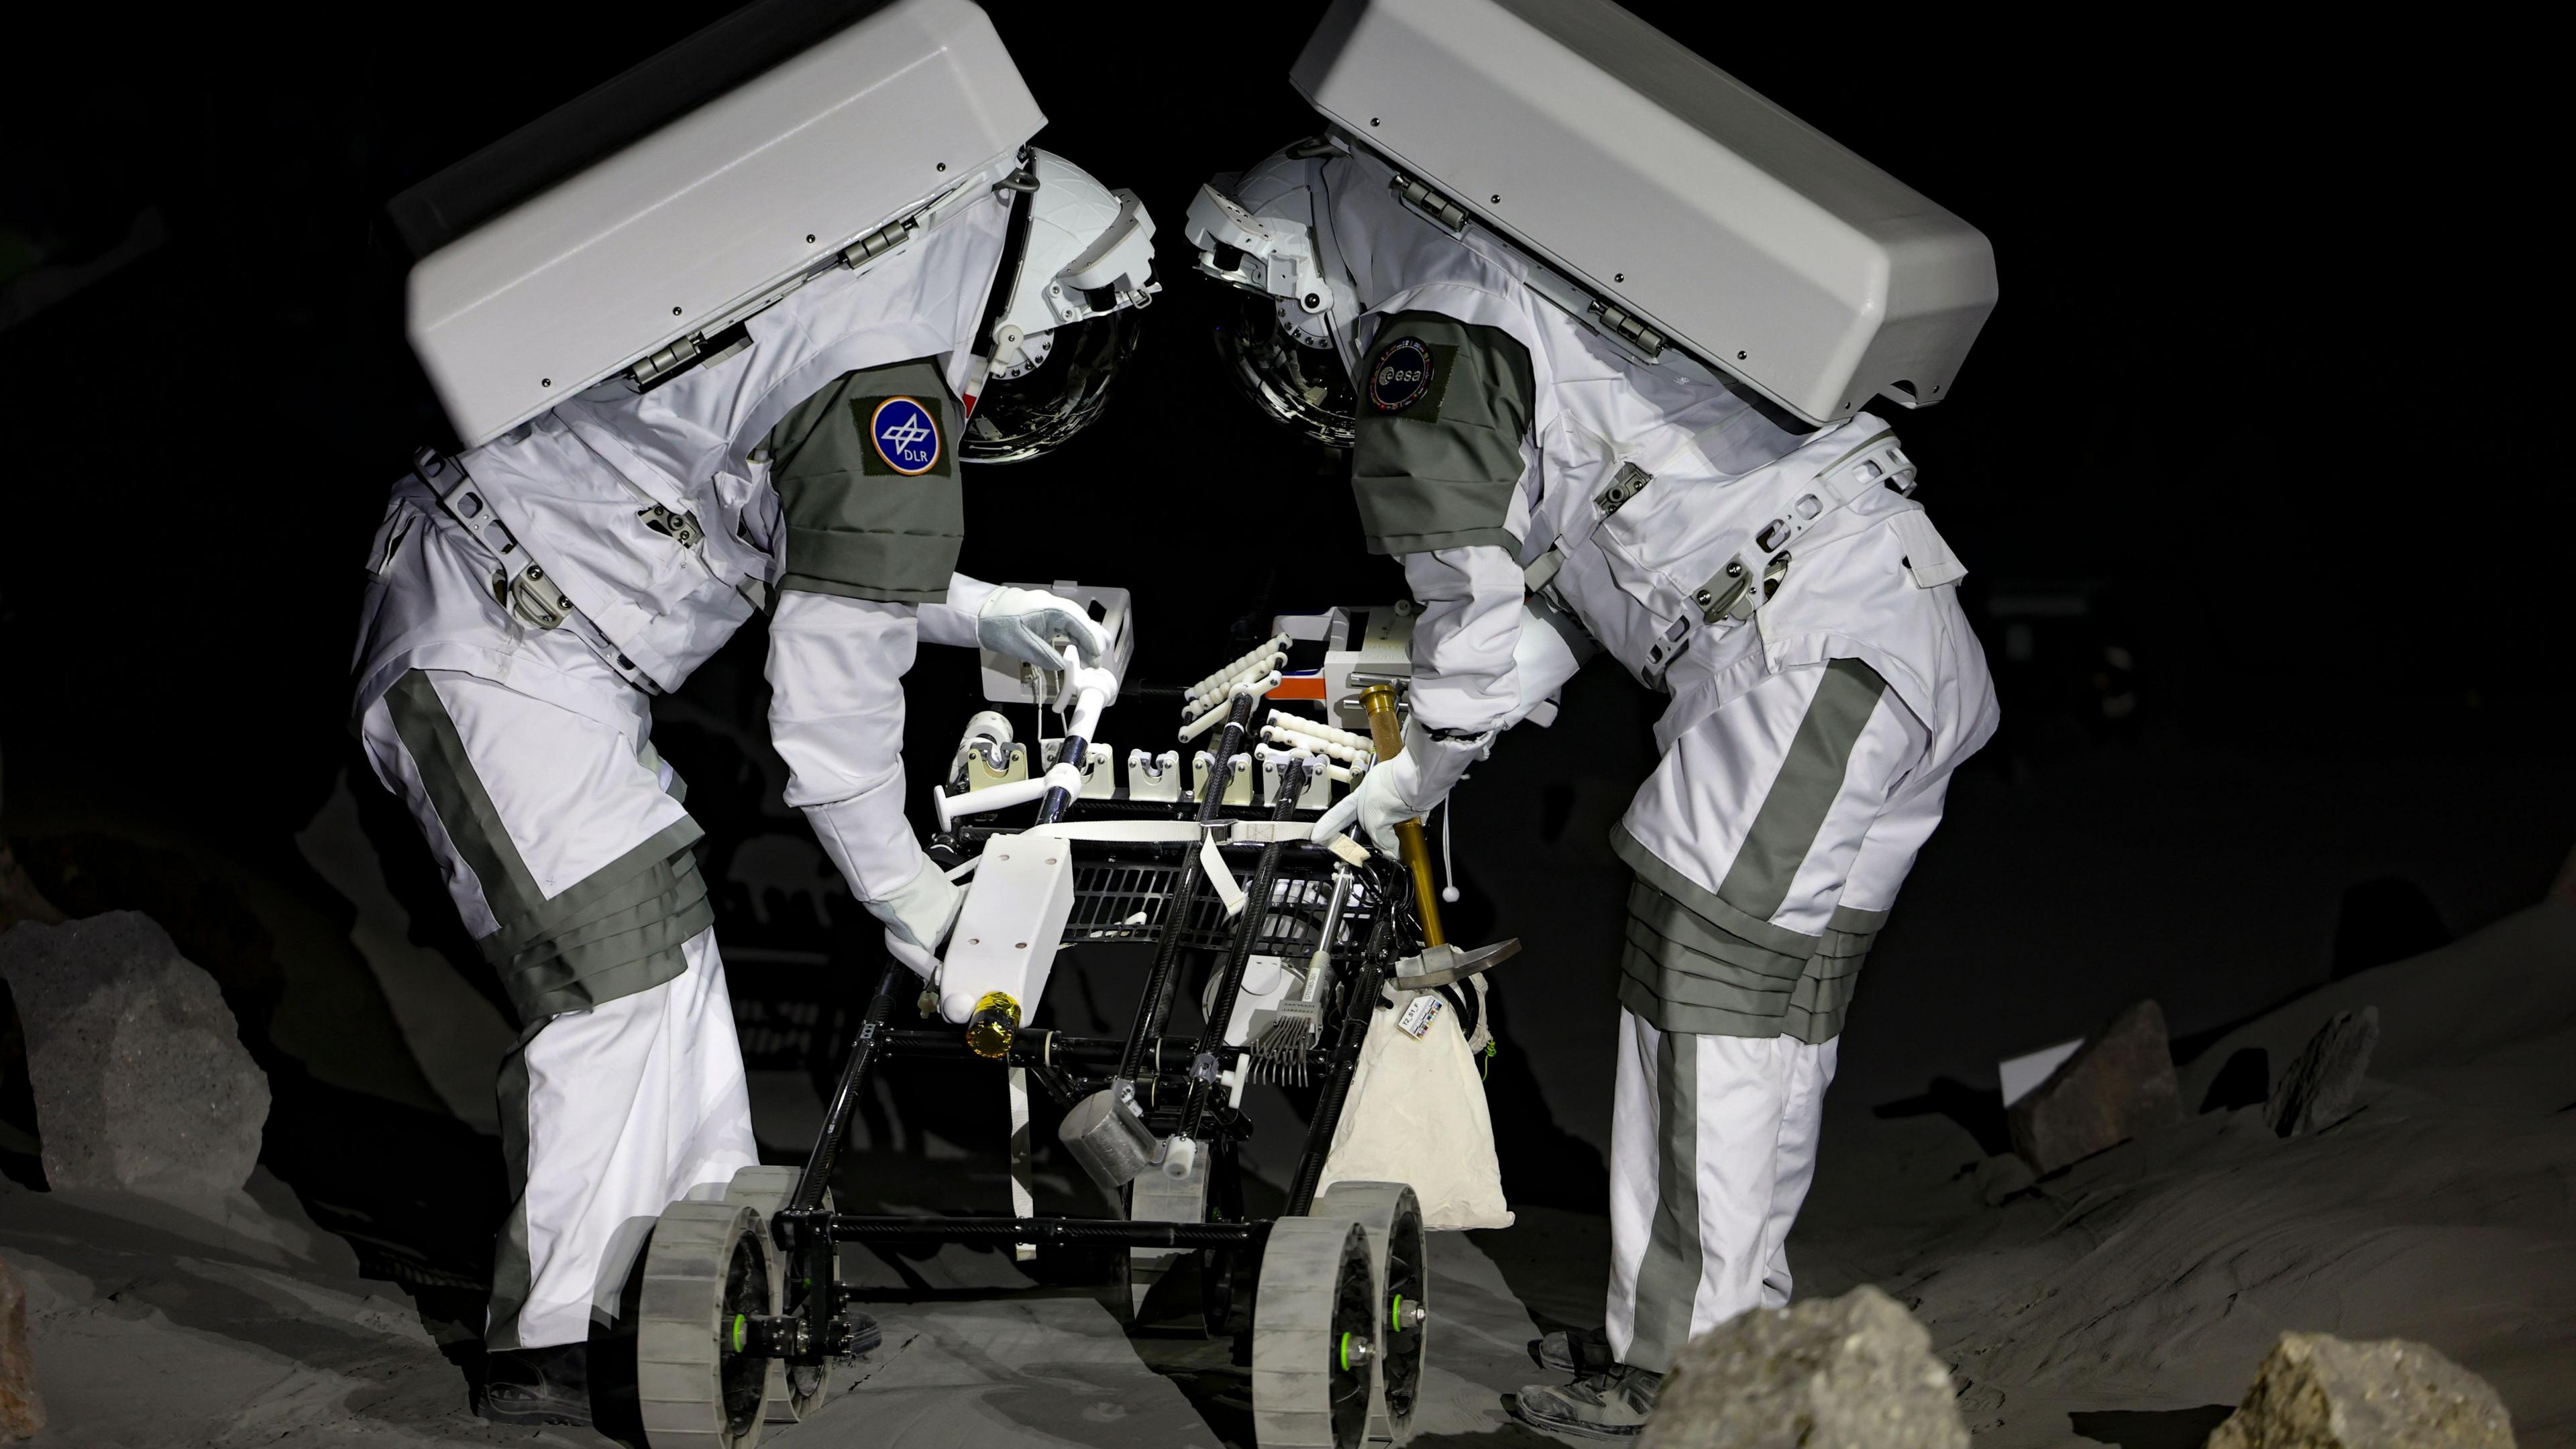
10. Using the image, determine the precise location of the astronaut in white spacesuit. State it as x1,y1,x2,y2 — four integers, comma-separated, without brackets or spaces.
351,1,1155,1425
1196,0,2002,1435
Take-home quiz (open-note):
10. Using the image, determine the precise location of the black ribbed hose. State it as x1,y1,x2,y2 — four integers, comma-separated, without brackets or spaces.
1116,691,1258,1081
1179,759,1309,1140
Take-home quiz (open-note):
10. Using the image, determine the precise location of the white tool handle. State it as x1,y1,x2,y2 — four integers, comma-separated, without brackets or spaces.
1266,711,1375,757
1183,653,1287,716
937,645,1116,828
1260,722,1371,767
1178,672,1281,742
1187,634,1291,703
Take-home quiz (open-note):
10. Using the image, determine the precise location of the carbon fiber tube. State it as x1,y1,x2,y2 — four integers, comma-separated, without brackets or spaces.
1036,728,1091,824
830,1214,1267,1249
792,957,910,1214
1180,759,1309,1139
876,1029,1187,1065
1118,690,1259,1080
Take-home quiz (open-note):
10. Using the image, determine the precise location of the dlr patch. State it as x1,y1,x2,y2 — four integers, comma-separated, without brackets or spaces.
863,396,943,476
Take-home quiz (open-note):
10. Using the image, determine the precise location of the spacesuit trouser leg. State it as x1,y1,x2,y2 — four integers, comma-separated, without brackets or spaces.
499,928,759,1350
358,669,759,1351
1603,658,1944,1373
1605,1017,1840,1374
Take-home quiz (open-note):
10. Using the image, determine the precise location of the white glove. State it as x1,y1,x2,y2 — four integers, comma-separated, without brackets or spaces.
1350,720,1487,855
977,586,1110,672
863,855,963,981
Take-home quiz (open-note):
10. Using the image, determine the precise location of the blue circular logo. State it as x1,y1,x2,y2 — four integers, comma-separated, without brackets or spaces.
871,396,941,475
1368,336,1435,413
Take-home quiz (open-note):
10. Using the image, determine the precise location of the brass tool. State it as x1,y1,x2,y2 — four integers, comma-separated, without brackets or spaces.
1358,683,1445,947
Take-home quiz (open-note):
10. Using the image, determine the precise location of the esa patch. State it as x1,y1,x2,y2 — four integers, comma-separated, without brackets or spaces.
868,396,942,475
1368,335,1438,413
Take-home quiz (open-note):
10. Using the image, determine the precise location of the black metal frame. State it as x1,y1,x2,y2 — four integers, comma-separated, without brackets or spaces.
735,714,1424,1375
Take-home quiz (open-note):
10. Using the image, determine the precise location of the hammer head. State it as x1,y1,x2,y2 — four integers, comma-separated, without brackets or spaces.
1390,937,1520,990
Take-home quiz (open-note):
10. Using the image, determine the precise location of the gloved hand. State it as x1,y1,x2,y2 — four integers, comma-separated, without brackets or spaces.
863,855,963,981
977,586,1111,672
1349,720,1487,855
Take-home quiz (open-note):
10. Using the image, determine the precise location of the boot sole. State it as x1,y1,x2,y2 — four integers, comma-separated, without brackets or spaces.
1510,1395,1645,1440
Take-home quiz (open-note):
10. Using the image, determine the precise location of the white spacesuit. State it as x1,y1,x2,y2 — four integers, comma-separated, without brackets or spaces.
352,1,1155,1424
1195,0,2001,1435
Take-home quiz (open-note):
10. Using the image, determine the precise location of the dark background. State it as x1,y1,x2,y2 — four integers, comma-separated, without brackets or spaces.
2,0,2565,1265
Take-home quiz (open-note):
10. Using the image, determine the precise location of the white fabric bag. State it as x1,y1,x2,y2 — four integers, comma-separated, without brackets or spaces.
1316,986,1513,1230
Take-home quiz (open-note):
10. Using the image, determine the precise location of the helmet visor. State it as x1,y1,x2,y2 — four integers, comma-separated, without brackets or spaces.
961,309,1144,464
1211,292,1354,449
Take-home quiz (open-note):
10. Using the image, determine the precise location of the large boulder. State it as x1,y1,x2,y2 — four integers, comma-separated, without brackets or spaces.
2206,1331,2514,1448
2007,999,2182,1173
1,1256,40,1440
0,912,269,1195
1640,1285,1968,1449
2265,1007,2379,1138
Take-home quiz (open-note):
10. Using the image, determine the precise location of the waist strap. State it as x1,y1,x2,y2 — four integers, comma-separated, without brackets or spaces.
407,449,661,694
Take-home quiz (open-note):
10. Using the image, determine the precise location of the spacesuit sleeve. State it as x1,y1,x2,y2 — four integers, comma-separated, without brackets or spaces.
1351,311,1536,739
765,358,965,605
765,588,929,904
916,573,998,649
1349,311,1535,556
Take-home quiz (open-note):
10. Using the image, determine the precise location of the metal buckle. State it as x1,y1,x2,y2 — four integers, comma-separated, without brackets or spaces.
1693,560,1752,625
639,502,704,549
1593,462,1652,516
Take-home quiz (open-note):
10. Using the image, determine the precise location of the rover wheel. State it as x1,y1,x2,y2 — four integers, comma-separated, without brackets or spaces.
1315,1181,1427,1444
1251,1218,1376,1449
637,1200,771,1449
722,1167,834,1422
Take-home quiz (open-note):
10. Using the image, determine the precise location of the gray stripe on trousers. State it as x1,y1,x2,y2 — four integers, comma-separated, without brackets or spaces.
384,672,546,926
481,818,706,959
385,670,704,1024
1715,658,1891,920
1627,1029,1700,1373
487,1022,539,1350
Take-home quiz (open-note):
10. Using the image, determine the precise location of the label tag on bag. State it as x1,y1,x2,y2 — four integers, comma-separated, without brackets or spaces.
1397,994,1446,1040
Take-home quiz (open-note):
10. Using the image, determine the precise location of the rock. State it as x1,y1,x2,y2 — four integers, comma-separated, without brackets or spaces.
0,912,269,1195
2205,1331,2514,1448
10,835,277,998
2007,1000,2182,1174
2265,1008,2379,1138
1640,1285,1968,1449
1,1256,40,1440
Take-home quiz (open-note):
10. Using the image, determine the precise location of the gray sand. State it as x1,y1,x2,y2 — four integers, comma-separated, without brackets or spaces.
5,894,2568,1445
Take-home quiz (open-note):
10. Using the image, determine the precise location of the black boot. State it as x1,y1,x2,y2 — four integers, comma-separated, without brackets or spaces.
480,1342,592,1428
1531,1325,1617,1375
1513,1362,1663,1440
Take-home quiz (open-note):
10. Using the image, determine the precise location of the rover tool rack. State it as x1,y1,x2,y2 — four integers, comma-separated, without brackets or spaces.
633,686,1446,1449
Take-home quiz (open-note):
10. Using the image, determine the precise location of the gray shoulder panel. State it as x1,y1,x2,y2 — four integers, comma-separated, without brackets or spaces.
1349,311,1534,556
767,358,964,603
